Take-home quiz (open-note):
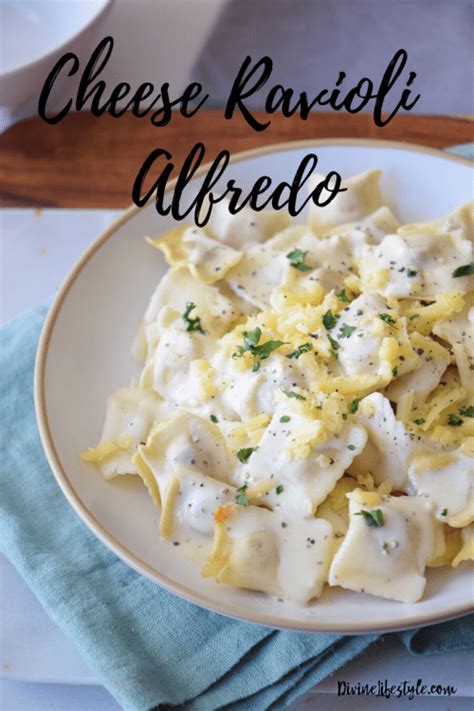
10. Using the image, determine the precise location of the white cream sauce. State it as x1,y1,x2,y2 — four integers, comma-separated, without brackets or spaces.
329,495,438,603
224,505,335,603
243,408,367,516
349,392,416,489
408,447,474,527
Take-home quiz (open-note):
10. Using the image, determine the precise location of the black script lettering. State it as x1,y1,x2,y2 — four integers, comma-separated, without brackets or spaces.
76,36,115,113
373,49,420,126
343,77,375,113
150,82,208,127
225,51,419,130
38,36,209,126
132,144,346,227
38,53,80,123
131,147,173,211
225,56,273,131
226,175,272,212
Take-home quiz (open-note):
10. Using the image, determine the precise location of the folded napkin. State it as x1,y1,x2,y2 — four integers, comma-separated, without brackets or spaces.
445,142,474,159
1,144,473,711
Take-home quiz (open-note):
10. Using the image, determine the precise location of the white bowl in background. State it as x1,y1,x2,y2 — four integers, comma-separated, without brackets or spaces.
0,0,112,109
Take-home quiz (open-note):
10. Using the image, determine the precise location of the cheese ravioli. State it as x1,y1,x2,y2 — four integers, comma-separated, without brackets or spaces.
82,171,473,606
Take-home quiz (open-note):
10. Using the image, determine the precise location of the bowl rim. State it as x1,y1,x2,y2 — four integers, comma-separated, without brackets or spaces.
34,138,474,633
0,0,113,81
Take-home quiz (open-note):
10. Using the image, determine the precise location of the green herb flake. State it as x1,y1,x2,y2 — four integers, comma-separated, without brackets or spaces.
322,309,339,330
441,508,448,517
236,485,249,506
347,444,356,451
355,509,385,527
342,413,348,420
327,333,340,359
409,313,420,321
182,302,205,334
236,447,256,463
447,414,463,426
338,323,355,339
287,342,312,359
337,289,351,303
233,327,287,371
210,415,218,423
254,339,288,360
286,248,312,272
392,366,398,377
382,542,390,552
459,406,474,418
407,269,418,277
282,389,306,401
414,418,425,425
243,327,261,346
276,484,284,495
279,415,291,423
452,262,474,278
379,313,397,326
349,399,360,414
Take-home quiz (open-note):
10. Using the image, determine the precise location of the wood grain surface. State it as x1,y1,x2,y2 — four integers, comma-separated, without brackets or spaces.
0,111,472,207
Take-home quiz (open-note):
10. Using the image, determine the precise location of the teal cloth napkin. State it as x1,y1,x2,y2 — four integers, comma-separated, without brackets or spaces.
1,143,473,711
445,142,474,159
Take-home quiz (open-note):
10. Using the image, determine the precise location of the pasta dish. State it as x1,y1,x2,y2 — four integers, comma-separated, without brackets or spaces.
81,170,473,605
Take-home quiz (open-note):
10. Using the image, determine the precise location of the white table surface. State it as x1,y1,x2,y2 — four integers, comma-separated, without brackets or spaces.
1,207,473,710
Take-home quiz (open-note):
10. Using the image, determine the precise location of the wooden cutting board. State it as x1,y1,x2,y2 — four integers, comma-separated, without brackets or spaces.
0,111,472,207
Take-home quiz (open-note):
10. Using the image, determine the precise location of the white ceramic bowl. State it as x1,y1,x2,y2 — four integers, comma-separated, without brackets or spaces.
35,139,474,633
0,0,112,109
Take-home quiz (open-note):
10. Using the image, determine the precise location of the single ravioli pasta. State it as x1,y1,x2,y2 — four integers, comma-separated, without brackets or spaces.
81,172,474,606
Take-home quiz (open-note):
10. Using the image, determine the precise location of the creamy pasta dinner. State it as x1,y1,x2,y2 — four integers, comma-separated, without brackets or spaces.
81,170,474,605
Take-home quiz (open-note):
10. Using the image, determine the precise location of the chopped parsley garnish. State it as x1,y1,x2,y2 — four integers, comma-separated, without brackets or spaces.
276,484,284,495
327,333,340,359
337,288,351,303
183,302,205,334
347,444,356,451
279,415,291,423
441,508,448,517
210,415,218,423
409,313,420,321
287,342,312,359
382,542,390,552
407,269,418,277
459,406,474,418
282,389,306,401
413,418,425,425
379,313,397,325
355,509,385,527
452,262,474,278
286,248,312,272
322,309,339,330
338,323,355,339
392,366,398,377
342,413,348,420
236,485,249,506
447,414,463,426
349,399,360,414
236,447,256,463
233,327,286,372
